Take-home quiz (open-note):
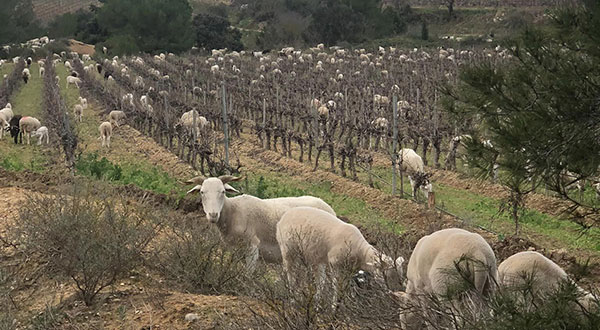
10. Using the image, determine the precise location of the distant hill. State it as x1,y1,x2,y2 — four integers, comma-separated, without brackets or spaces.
32,0,101,24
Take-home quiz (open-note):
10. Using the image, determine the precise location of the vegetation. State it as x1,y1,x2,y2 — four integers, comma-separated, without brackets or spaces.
193,13,243,51
0,0,43,46
445,1,600,232
11,183,163,305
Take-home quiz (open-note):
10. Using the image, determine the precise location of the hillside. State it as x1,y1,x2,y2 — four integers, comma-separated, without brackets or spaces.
32,0,100,24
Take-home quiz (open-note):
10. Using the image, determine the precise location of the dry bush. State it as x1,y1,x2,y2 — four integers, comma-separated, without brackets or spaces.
9,182,163,306
151,215,254,295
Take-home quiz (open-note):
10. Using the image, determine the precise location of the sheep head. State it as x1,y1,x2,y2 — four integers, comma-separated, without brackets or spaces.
186,176,242,224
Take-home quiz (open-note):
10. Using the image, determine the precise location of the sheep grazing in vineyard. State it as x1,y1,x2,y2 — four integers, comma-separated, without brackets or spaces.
73,104,84,122
176,109,208,136
108,111,126,127
39,66,45,77
0,106,14,139
277,207,404,294
22,68,31,84
398,148,433,199
19,116,41,145
401,228,497,329
65,76,81,89
98,121,112,147
186,176,336,270
31,126,49,145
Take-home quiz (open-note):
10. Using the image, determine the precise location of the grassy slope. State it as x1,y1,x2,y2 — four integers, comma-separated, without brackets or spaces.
0,63,49,172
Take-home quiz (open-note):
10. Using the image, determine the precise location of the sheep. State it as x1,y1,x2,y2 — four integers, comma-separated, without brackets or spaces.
31,126,49,145
498,251,596,312
402,228,497,329
0,106,14,139
210,65,220,74
78,97,88,109
22,68,31,84
66,76,81,89
65,61,72,70
277,207,404,296
176,110,208,136
398,148,433,199
186,176,336,270
108,111,126,127
19,116,42,145
98,121,112,147
8,115,23,144
39,66,45,78
73,104,83,122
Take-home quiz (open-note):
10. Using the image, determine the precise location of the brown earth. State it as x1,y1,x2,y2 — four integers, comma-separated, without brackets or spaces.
69,39,96,56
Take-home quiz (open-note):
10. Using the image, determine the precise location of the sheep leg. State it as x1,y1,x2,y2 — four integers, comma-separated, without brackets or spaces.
409,176,416,198
246,241,260,273
45,133,49,144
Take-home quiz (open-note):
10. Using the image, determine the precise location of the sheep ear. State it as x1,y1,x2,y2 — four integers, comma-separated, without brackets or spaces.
224,183,239,194
186,185,202,194
219,175,243,184
185,176,205,185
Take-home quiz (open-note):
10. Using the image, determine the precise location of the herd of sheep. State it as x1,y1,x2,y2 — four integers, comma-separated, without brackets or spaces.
186,175,597,327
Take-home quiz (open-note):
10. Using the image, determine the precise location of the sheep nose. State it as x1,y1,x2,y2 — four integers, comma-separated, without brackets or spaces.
208,213,219,221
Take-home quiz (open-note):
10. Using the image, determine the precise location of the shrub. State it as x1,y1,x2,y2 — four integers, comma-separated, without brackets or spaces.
11,182,163,305
152,214,252,295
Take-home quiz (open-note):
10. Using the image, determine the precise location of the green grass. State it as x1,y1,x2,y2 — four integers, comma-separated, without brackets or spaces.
75,152,184,196
0,63,14,83
230,172,403,234
0,63,49,172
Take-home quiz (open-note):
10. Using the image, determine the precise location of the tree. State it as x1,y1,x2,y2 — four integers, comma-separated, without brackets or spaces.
444,2,600,233
193,14,243,51
0,0,43,46
97,0,194,55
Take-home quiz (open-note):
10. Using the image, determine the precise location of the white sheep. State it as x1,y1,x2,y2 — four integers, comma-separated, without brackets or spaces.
398,148,433,198
98,121,112,147
0,106,14,138
65,61,72,70
66,76,81,89
73,104,83,122
498,251,596,312
39,66,45,78
277,207,404,293
78,97,88,109
186,176,336,270
108,110,126,127
22,68,31,84
176,110,208,136
31,126,49,145
19,116,42,145
401,228,497,328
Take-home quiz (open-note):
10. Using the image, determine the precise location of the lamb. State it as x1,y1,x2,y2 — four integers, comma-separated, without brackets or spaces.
31,126,49,145
73,104,83,122
186,176,336,269
398,148,433,198
22,68,31,84
108,110,126,127
66,76,81,89
277,207,404,292
498,251,596,312
98,121,112,147
402,228,497,329
19,116,42,145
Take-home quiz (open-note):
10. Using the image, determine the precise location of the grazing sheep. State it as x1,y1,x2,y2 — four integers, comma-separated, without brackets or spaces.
176,110,208,136
8,115,23,144
402,228,497,329
277,207,404,291
98,121,112,147
39,66,45,77
31,126,49,145
19,116,42,145
108,110,126,127
78,97,88,109
498,251,596,313
398,148,433,198
22,68,31,84
66,76,81,89
73,104,83,122
64,61,72,70
186,176,336,269
0,106,14,139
